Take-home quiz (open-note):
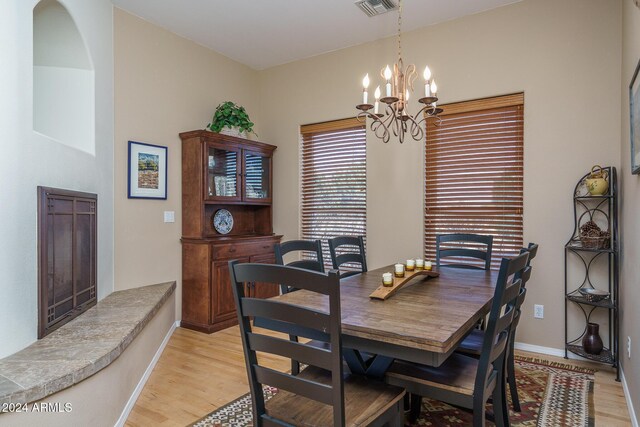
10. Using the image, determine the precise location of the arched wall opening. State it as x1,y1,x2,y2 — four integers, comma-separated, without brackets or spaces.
33,0,95,155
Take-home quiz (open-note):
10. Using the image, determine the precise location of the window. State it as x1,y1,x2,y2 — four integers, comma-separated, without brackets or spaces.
300,118,366,268
424,94,524,270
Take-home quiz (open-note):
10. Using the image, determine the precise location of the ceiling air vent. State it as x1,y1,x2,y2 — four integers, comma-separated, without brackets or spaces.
355,0,397,17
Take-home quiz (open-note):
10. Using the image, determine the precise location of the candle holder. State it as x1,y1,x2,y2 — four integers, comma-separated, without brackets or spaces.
394,263,405,278
415,259,424,270
424,261,433,271
382,272,393,287
406,259,415,271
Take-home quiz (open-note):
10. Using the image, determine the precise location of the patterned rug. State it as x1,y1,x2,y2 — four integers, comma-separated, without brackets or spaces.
190,356,595,427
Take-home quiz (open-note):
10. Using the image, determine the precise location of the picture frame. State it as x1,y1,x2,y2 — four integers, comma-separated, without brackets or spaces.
630,58,640,175
128,141,168,199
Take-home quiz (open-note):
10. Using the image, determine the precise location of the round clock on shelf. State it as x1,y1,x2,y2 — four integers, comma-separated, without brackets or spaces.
212,209,234,234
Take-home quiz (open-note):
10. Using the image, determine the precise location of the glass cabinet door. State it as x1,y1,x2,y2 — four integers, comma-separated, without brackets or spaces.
206,145,240,200
243,151,271,202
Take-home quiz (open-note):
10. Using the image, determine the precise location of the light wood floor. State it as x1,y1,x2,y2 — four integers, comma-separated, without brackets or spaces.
125,326,631,426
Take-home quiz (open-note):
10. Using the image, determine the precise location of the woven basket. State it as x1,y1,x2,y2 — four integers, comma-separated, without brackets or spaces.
579,235,607,249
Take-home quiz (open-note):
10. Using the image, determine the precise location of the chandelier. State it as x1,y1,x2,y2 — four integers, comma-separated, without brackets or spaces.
356,0,442,143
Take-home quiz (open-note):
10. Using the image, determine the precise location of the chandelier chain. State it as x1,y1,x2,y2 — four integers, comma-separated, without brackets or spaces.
397,0,402,62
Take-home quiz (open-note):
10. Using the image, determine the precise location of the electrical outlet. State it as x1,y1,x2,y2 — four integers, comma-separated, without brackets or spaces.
534,304,544,319
628,336,632,359
163,211,175,223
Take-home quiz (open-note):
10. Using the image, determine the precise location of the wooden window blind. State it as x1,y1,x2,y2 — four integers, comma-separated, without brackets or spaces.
300,118,366,268
425,93,524,270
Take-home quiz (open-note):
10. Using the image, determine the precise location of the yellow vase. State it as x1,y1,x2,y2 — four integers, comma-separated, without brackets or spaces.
585,165,609,195
586,178,608,195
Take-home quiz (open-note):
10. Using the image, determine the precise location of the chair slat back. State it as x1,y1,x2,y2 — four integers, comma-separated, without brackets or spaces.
328,236,367,278
510,242,538,341
475,251,529,394
274,240,325,294
229,262,345,427
436,233,494,270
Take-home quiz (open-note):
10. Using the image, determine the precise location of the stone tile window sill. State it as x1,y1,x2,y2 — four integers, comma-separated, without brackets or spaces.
0,282,176,405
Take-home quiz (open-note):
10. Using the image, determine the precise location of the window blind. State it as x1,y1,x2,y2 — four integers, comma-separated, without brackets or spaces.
425,94,524,270
300,118,366,268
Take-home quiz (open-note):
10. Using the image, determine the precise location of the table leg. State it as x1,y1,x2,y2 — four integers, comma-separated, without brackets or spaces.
343,348,367,375
343,348,395,379
365,354,395,378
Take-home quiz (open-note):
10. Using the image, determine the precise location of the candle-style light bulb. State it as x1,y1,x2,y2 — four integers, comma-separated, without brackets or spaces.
362,73,370,104
423,66,432,97
374,86,381,114
384,65,392,97
423,66,432,81
383,66,392,81
430,80,438,97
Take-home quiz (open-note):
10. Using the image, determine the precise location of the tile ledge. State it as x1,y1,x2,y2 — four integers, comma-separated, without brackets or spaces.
0,282,176,405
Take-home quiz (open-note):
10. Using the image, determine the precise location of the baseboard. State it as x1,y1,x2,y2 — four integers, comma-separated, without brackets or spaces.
514,342,596,362
514,342,565,358
115,320,179,427
621,366,639,427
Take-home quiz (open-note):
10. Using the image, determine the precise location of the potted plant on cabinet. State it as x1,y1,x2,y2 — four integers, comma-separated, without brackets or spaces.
206,101,256,138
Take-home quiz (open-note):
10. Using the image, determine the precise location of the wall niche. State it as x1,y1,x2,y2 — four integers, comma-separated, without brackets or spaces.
33,0,95,155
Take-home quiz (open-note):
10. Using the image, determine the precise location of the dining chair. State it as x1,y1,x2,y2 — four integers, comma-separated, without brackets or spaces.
273,239,326,375
436,233,494,270
274,239,325,294
228,261,405,427
328,235,367,278
385,251,529,427
456,243,539,412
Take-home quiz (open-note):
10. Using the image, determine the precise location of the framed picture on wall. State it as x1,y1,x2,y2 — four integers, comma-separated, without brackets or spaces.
128,141,168,199
630,58,640,175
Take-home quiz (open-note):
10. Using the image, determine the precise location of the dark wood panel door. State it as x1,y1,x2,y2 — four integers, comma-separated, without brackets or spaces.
249,253,279,299
211,257,249,323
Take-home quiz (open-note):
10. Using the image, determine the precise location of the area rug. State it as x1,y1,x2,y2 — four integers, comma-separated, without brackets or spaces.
190,356,595,427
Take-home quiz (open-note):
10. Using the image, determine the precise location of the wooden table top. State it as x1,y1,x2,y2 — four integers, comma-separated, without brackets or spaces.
274,265,498,355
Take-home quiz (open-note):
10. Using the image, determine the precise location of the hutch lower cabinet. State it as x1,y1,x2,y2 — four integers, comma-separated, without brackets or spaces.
181,235,281,332
180,130,281,333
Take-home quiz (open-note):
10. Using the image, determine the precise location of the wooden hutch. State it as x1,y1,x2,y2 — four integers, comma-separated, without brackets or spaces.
180,130,281,333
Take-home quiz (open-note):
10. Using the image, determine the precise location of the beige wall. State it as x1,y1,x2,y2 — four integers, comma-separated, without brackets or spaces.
258,0,622,349
620,0,640,421
113,0,624,352
114,8,262,318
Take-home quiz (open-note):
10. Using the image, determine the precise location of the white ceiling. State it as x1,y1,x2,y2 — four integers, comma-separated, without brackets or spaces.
112,0,521,70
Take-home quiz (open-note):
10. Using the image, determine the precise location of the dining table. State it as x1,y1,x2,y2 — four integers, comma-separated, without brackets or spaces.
269,264,498,378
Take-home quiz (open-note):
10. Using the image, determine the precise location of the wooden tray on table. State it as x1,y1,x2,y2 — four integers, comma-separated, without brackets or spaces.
369,269,440,300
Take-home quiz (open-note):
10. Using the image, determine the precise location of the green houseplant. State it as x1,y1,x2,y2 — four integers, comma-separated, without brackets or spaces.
206,101,256,137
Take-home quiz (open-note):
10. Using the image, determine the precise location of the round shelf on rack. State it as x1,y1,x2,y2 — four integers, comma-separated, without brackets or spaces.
566,344,614,364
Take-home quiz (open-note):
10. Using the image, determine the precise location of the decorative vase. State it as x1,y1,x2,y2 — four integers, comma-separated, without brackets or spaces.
582,322,604,355
219,126,247,139
585,165,609,195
